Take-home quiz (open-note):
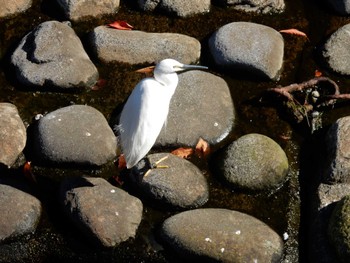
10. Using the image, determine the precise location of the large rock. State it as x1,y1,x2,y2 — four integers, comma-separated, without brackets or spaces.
160,208,284,262
0,182,41,243
129,153,209,209
89,26,201,65
323,116,350,183
219,0,285,14
57,0,120,21
208,22,284,80
0,0,32,18
323,23,350,76
60,177,143,247
217,133,289,192
138,0,210,17
0,103,26,167
11,21,98,90
155,70,234,147
29,105,117,167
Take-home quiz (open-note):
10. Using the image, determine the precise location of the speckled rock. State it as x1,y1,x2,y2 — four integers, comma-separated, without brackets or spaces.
323,116,350,183
208,22,284,80
57,0,120,21
11,21,98,90
129,153,209,209
326,0,350,15
217,133,289,192
89,26,201,65
160,208,284,262
29,105,117,167
60,177,143,247
328,195,350,262
323,23,350,76
0,181,41,243
0,103,26,167
0,0,32,18
138,0,210,17
156,70,234,147
219,0,285,14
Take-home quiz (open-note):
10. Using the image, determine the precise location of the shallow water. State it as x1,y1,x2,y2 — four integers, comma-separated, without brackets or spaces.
1,0,350,262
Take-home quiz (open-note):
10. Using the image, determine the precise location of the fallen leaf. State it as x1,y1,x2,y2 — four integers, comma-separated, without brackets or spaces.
108,21,133,30
118,154,127,169
23,161,37,183
91,79,107,90
315,70,323,77
279,28,309,40
171,147,194,159
135,65,155,74
195,138,211,158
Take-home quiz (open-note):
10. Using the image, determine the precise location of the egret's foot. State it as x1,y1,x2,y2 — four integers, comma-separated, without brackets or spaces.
144,155,170,177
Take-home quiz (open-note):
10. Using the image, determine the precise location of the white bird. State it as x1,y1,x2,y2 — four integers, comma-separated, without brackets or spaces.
118,58,208,168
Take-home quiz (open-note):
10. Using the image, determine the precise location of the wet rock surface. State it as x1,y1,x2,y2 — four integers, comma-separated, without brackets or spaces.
128,153,209,209
156,70,234,147
89,26,201,64
160,208,284,262
323,23,350,76
0,103,26,167
11,20,99,90
138,0,210,17
28,105,117,167
0,0,32,18
57,0,120,21
208,21,284,80
217,133,289,192
60,176,143,247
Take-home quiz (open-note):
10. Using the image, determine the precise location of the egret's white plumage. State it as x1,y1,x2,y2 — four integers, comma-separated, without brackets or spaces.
119,59,207,168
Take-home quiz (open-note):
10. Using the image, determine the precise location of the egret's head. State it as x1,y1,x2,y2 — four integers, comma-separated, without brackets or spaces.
155,59,185,75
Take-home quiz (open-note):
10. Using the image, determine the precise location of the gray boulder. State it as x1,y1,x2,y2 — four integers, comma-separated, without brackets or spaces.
160,208,284,262
138,0,210,17
323,23,350,75
323,116,350,183
60,177,143,247
129,153,209,209
0,183,41,243
326,0,350,15
208,22,284,80
220,0,285,14
57,0,120,21
0,103,26,167
217,133,289,192
156,70,234,147
89,26,201,65
11,21,98,90
0,0,32,18
30,105,117,167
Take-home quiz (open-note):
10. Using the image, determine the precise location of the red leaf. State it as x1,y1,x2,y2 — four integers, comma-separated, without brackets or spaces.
23,161,37,183
108,21,133,30
91,79,107,90
195,138,210,158
315,70,323,77
279,29,309,40
171,147,194,159
117,154,127,169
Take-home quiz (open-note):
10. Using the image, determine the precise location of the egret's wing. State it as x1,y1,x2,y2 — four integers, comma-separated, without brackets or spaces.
119,79,170,168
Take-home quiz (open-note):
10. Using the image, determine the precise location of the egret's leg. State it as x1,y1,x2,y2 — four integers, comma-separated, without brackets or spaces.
144,155,170,177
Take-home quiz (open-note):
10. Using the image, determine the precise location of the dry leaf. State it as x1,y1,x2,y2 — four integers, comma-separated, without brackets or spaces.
108,21,133,30
118,154,127,169
91,79,107,90
23,161,37,183
314,70,323,77
279,28,309,40
195,138,210,158
171,147,194,159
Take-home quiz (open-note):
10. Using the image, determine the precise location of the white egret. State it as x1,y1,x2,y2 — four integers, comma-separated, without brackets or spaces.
118,58,208,168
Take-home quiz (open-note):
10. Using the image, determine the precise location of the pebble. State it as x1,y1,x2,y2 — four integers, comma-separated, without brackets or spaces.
60,176,143,247
28,105,117,167
208,21,284,80
0,103,26,168
159,208,284,262
217,133,289,192
89,26,201,65
11,20,99,90
323,23,350,76
128,152,209,209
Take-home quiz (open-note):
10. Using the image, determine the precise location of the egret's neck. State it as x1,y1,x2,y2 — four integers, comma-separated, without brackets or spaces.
154,72,179,96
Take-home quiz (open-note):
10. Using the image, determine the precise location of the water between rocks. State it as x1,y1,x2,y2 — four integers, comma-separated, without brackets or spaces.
1,0,350,262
